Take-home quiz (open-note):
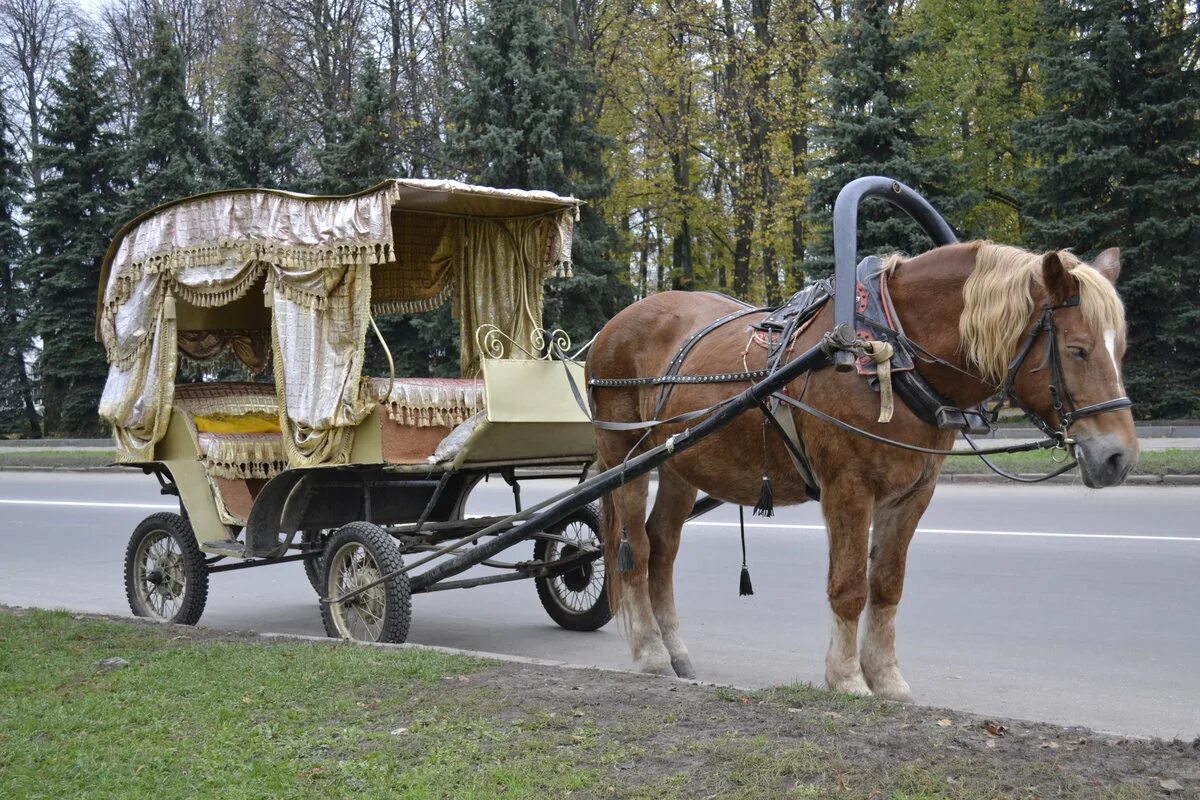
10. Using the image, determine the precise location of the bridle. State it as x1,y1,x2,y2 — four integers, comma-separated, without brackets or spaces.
981,296,1133,449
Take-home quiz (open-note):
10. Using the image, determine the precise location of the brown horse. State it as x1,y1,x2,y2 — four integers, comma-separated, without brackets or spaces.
586,242,1137,700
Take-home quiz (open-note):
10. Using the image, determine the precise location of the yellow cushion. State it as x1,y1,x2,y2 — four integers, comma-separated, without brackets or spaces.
193,412,281,435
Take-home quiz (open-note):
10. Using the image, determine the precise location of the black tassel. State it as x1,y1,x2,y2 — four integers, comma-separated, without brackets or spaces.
617,527,635,573
739,565,754,596
752,475,774,517
737,506,754,596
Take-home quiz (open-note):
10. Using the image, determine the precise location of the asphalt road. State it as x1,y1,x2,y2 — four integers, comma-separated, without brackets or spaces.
1,471,1196,740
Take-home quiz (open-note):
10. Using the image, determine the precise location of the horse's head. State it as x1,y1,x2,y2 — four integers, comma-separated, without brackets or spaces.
1013,249,1138,487
960,244,1138,488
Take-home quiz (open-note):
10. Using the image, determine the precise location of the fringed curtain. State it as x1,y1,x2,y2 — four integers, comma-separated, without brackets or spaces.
455,214,572,372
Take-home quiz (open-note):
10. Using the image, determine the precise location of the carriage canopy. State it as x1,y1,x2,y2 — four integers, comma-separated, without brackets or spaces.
96,178,581,466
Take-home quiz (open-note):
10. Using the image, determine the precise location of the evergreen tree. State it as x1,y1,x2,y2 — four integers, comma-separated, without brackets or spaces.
0,94,40,437
449,0,630,346
216,30,296,189
25,38,125,435
316,57,394,195
1018,0,1200,418
806,0,961,278
124,14,210,214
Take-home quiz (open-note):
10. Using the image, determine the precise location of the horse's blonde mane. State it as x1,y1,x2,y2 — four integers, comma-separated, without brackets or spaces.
955,242,1126,383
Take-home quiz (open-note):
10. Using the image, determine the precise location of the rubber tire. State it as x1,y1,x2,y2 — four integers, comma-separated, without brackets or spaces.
124,512,209,626
301,530,329,593
534,503,612,632
319,522,411,644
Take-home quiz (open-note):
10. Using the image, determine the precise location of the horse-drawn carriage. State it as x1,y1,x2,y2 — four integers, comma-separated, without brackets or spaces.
100,176,1136,700
99,179,609,642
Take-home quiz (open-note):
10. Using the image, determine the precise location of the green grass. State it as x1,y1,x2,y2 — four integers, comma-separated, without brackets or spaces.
939,447,1200,475
0,449,117,469
0,611,1168,799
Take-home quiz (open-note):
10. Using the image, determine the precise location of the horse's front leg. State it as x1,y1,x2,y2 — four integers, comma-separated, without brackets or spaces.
859,485,935,702
821,482,873,695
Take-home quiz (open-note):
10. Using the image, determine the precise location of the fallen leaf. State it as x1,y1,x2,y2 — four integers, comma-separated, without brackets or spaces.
739,696,750,704
241,695,252,704
357,701,379,710
985,739,996,749
1159,779,1183,794
1039,741,1060,749
308,767,324,776
984,721,1008,737
936,719,952,727
1104,738,1124,746
389,727,408,736
572,710,584,717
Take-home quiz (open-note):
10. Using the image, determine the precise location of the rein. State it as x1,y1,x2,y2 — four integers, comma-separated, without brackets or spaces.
583,288,1133,481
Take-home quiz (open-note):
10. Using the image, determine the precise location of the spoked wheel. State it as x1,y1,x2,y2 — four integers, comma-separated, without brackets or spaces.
319,522,411,643
534,504,611,631
124,512,208,625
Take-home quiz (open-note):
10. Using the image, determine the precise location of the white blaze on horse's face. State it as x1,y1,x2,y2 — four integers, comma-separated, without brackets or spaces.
1104,330,1120,382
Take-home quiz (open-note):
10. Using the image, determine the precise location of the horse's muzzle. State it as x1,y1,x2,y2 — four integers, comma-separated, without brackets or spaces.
1074,435,1138,488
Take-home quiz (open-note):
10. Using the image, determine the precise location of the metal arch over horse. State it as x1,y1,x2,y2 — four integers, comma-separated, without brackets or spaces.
585,177,1138,699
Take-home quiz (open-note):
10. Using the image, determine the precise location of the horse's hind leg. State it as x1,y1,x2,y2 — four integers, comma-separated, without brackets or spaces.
859,485,934,702
821,480,874,695
645,467,699,679
607,473,675,675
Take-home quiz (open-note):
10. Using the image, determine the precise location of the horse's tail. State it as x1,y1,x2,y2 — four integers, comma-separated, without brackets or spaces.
601,485,626,617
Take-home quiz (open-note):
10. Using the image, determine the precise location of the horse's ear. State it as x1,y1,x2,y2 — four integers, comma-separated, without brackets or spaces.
1093,247,1121,284
1042,251,1078,305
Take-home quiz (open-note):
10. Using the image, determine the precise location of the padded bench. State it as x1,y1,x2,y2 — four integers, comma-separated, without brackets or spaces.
368,377,484,464
173,382,285,521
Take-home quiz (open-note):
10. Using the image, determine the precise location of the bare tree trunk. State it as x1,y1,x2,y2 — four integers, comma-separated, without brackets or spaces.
724,0,752,298
0,0,76,186
749,0,778,304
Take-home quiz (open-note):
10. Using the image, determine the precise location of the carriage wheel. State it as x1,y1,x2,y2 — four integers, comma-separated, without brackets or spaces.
124,513,209,625
319,522,411,644
301,530,330,593
534,504,611,632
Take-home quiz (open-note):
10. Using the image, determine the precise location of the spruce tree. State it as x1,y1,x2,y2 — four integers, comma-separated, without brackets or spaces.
316,57,394,195
0,94,40,437
1019,0,1200,418
806,0,961,278
216,31,296,189
124,14,210,214
450,0,630,345
25,38,125,435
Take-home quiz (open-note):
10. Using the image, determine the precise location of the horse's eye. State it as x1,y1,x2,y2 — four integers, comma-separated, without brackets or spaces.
1067,346,1088,361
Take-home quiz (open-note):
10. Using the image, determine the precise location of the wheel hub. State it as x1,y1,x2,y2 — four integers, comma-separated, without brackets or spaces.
559,545,592,592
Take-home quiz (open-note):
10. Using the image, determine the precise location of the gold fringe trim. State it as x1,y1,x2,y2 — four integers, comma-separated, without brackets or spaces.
199,435,288,480
371,279,456,315
379,402,478,429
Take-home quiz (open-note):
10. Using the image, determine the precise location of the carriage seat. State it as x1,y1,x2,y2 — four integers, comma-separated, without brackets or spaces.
368,377,484,464
173,382,286,480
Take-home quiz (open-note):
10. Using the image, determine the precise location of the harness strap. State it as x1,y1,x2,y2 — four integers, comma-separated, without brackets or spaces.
758,399,821,501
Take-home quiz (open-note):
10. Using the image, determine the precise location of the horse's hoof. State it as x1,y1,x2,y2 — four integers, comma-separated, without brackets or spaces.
671,656,696,680
826,672,873,697
638,652,676,681
868,675,912,703
637,655,674,676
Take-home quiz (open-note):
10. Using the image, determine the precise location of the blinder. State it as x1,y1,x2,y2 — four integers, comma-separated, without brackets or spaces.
988,295,1133,446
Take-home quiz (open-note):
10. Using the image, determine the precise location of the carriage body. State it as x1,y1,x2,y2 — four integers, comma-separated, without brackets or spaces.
97,179,608,641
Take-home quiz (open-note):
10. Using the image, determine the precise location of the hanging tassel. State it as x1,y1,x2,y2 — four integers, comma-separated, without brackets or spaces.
738,506,754,596
752,475,774,517
753,416,774,517
617,526,635,573
739,565,754,596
